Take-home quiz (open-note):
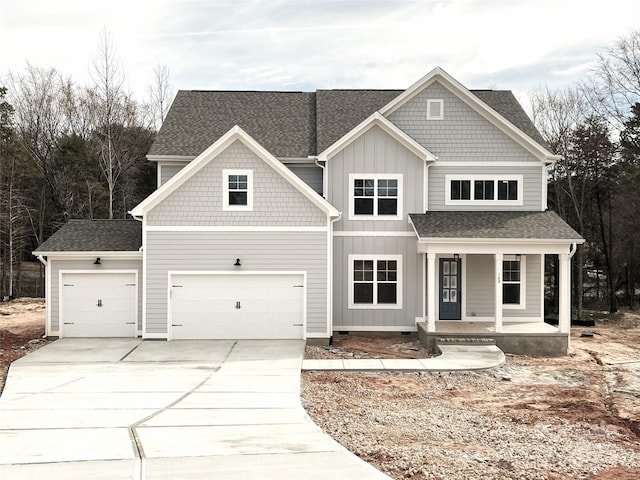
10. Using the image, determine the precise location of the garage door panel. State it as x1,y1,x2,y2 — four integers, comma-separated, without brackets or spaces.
171,274,304,340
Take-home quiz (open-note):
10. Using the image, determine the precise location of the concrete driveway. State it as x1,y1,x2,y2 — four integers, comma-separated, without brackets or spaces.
0,339,390,479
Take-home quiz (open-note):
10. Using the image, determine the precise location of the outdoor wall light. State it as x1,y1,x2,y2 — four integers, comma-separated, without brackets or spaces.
234,258,241,267
93,257,101,265
453,253,459,261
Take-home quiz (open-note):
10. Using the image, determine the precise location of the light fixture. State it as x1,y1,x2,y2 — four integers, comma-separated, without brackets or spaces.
234,258,241,267
453,253,459,261
94,257,101,265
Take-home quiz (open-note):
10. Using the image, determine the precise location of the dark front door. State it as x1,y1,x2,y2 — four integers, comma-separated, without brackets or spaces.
439,258,461,320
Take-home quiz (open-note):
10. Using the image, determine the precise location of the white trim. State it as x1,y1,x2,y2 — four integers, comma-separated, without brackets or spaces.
333,325,417,332
540,253,545,322
131,125,339,218
222,168,253,211
348,254,402,309
167,270,307,341
58,270,138,339
37,251,142,258
417,241,582,256
333,230,415,237
426,99,444,120
141,216,147,338
434,161,543,167
445,174,524,206
348,173,404,221
502,254,526,310
45,257,52,337
147,225,328,232
146,155,195,162
318,112,437,163
426,253,436,331
378,66,560,164
542,164,549,210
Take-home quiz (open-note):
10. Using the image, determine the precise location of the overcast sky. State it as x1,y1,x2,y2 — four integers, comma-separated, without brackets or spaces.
2,0,639,105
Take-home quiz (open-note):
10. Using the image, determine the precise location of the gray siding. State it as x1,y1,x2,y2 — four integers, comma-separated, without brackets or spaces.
326,125,425,232
428,164,543,211
145,231,328,335
388,80,541,163
286,164,324,195
159,164,185,187
333,236,421,328
148,140,326,227
465,254,542,319
49,258,143,333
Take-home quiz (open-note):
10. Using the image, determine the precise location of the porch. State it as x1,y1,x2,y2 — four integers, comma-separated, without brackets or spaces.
417,320,568,356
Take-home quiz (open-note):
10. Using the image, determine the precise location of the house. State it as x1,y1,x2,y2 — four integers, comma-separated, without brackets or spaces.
34,67,583,355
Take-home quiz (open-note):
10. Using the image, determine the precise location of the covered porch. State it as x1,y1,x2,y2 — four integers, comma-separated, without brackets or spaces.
409,211,584,355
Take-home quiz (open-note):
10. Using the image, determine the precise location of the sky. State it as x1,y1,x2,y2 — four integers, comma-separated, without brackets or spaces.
1,0,639,107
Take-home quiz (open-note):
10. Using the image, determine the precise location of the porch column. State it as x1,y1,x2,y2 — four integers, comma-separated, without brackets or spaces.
427,253,436,332
558,253,571,334
494,253,503,333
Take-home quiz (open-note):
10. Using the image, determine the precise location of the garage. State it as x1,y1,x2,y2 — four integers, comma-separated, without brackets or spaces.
170,273,305,339
60,272,138,337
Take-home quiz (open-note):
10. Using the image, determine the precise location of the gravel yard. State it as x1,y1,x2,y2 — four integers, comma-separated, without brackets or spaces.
301,316,640,480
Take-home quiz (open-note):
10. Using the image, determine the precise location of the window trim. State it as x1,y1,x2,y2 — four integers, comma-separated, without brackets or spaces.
427,99,444,120
348,174,403,221
348,254,402,309
445,174,523,206
503,254,526,309
222,169,253,211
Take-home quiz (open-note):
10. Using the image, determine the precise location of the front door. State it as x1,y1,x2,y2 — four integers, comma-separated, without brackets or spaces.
439,258,461,320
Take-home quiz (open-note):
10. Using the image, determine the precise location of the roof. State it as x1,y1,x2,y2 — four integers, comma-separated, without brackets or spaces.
34,220,142,252
409,211,583,241
149,83,548,158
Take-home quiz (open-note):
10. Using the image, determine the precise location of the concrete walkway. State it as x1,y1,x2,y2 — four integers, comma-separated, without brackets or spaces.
302,344,506,371
0,339,390,479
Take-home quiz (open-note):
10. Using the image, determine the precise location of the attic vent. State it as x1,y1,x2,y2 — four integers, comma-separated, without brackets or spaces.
427,99,444,120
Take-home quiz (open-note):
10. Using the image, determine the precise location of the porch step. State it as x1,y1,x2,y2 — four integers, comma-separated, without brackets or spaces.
436,337,496,346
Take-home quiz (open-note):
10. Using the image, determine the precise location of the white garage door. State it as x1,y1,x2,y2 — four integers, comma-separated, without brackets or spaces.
170,274,304,339
61,272,137,337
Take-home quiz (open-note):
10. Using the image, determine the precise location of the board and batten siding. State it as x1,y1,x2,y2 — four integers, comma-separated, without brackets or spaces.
148,140,326,227
465,254,542,319
326,125,424,232
285,164,324,195
428,164,544,211
48,258,143,333
159,163,186,187
333,236,421,329
387,80,542,163
145,231,328,335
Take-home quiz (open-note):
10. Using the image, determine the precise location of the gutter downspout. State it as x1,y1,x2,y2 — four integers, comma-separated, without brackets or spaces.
35,254,49,337
328,212,342,346
313,156,327,198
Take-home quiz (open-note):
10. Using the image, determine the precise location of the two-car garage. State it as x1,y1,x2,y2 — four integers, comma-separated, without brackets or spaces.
169,273,305,340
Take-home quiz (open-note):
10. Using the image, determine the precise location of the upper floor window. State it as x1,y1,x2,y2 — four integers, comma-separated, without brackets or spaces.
223,169,253,211
445,175,523,206
427,99,444,120
349,174,403,220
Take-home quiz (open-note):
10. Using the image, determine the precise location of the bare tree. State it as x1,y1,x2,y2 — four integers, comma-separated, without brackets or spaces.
147,64,174,131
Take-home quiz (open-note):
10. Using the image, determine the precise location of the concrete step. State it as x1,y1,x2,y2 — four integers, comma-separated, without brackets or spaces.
435,337,496,346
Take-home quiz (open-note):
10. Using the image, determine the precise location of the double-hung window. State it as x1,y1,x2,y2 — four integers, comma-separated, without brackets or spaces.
350,174,402,220
503,255,525,308
445,175,523,206
223,169,253,211
349,255,402,308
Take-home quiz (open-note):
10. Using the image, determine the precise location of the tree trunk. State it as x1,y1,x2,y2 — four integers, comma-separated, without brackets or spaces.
596,189,616,313
576,245,584,321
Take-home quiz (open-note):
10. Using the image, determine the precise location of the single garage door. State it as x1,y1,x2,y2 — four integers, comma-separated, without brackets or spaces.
170,273,304,339
61,272,137,337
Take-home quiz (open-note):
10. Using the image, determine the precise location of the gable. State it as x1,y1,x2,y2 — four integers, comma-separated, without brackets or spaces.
387,80,545,163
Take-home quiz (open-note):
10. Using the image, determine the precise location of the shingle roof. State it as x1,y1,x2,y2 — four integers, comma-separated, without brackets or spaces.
34,220,142,252
409,211,583,241
148,91,316,158
149,88,549,158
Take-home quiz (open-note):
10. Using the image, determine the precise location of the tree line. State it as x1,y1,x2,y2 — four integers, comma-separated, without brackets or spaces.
0,30,173,297
1,29,639,319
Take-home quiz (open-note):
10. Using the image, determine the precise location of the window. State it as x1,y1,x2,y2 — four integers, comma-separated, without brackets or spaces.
427,99,444,120
349,174,402,220
349,255,402,308
503,255,525,308
223,169,253,211
445,175,523,206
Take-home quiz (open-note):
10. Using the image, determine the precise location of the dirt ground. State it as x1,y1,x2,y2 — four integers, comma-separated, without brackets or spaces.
2,299,639,479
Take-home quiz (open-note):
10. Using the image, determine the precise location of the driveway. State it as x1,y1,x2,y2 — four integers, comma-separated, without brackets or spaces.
0,339,390,479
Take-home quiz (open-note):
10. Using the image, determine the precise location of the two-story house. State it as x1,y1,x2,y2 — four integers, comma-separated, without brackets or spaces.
34,68,583,355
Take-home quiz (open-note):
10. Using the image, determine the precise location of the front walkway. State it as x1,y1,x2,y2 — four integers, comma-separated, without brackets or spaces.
0,339,390,479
